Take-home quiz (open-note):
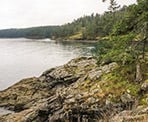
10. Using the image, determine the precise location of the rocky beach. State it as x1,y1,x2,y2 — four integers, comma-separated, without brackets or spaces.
0,57,148,122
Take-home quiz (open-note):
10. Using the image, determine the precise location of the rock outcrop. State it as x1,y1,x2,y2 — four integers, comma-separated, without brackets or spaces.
0,57,147,122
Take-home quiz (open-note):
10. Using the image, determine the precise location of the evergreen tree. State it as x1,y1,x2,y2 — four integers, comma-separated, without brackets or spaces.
108,0,120,12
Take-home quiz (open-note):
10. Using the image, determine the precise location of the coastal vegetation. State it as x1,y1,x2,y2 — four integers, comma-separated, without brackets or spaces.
0,0,148,121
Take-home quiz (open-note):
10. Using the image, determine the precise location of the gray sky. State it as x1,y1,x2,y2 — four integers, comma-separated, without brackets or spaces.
0,0,137,29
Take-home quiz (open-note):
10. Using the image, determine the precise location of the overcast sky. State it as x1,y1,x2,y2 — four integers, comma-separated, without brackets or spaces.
0,0,137,29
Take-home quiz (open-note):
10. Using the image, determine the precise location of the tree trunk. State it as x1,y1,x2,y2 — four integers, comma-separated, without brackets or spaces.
135,61,142,82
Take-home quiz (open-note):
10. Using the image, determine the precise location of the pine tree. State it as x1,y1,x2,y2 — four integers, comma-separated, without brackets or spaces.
108,0,120,12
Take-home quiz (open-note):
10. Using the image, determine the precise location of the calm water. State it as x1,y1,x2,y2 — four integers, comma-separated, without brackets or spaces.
0,38,95,90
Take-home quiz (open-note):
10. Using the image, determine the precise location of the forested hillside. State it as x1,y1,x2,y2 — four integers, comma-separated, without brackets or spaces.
0,0,147,40
0,1,148,121
91,0,148,81
0,26,59,39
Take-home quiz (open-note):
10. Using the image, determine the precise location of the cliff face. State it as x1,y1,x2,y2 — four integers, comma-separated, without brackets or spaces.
0,57,148,122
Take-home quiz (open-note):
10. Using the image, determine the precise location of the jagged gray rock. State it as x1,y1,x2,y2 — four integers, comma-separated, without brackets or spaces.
0,57,147,122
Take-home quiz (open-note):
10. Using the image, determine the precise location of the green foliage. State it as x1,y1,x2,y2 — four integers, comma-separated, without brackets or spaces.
92,34,137,65
112,0,148,36
140,98,147,105
92,0,148,69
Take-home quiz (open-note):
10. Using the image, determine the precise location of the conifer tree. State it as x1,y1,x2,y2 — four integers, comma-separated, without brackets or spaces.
108,0,120,12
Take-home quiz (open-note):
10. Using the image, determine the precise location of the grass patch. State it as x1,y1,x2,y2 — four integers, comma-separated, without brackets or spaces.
68,32,82,40
98,65,142,102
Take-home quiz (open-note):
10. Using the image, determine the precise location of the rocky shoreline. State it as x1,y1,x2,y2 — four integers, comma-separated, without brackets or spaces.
0,57,148,122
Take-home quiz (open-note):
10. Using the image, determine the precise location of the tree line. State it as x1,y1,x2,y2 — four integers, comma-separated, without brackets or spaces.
0,0,147,41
